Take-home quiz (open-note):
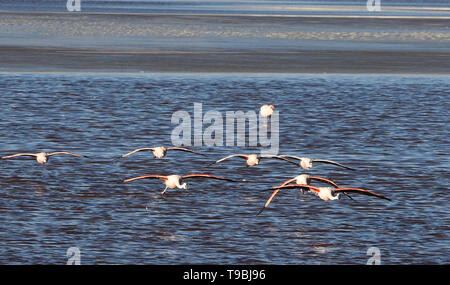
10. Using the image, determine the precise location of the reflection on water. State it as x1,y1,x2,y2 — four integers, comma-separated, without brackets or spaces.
0,73,448,264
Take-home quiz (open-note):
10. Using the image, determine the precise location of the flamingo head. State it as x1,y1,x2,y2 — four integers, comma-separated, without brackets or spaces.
328,189,341,200
180,183,187,190
177,178,187,190
270,105,275,110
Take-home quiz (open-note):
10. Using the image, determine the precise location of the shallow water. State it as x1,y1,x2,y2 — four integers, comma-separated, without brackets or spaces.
0,73,448,264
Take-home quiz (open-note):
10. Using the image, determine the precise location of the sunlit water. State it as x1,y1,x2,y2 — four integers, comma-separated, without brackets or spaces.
0,73,448,264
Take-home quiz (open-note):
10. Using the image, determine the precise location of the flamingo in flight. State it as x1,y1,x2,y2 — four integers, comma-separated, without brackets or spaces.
1,151,87,165
121,146,204,159
123,173,238,195
278,155,355,171
260,104,275,118
257,174,345,215
210,153,298,167
270,184,390,202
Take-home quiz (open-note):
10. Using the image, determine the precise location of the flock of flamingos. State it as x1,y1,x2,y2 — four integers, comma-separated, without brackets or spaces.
1,104,391,215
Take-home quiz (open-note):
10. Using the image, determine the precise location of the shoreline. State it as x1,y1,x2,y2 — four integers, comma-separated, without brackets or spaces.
0,11,448,74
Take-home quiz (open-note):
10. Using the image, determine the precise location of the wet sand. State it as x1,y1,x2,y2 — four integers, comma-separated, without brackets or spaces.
0,12,449,73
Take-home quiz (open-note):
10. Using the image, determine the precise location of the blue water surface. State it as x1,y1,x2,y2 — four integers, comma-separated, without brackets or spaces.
0,73,448,264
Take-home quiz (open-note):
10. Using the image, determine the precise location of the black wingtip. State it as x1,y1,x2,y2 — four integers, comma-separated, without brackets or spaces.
339,165,356,171
256,207,266,216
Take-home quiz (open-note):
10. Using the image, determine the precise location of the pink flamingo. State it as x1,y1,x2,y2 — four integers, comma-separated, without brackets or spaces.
1,151,87,165
211,154,297,167
121,146,204,159
270,184,390,202
124,173,237,195
278,155,355,170
257,174,342,215
259,104,275,118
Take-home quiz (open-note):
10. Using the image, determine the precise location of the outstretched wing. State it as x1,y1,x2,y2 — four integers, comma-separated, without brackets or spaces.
334,187,391,201
312,159,355,171
279,177,297,186
213,154,248,164
278,155,303,161
309,176,339,188
182,174,236,182
257,177,302,215
121,148,154,158
123,175,167,183
166,147,205,156
257,188,281,215
271,184,321,193
1,153,37,159
259,155,299,166
258,183,319,215
47,152,86,157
